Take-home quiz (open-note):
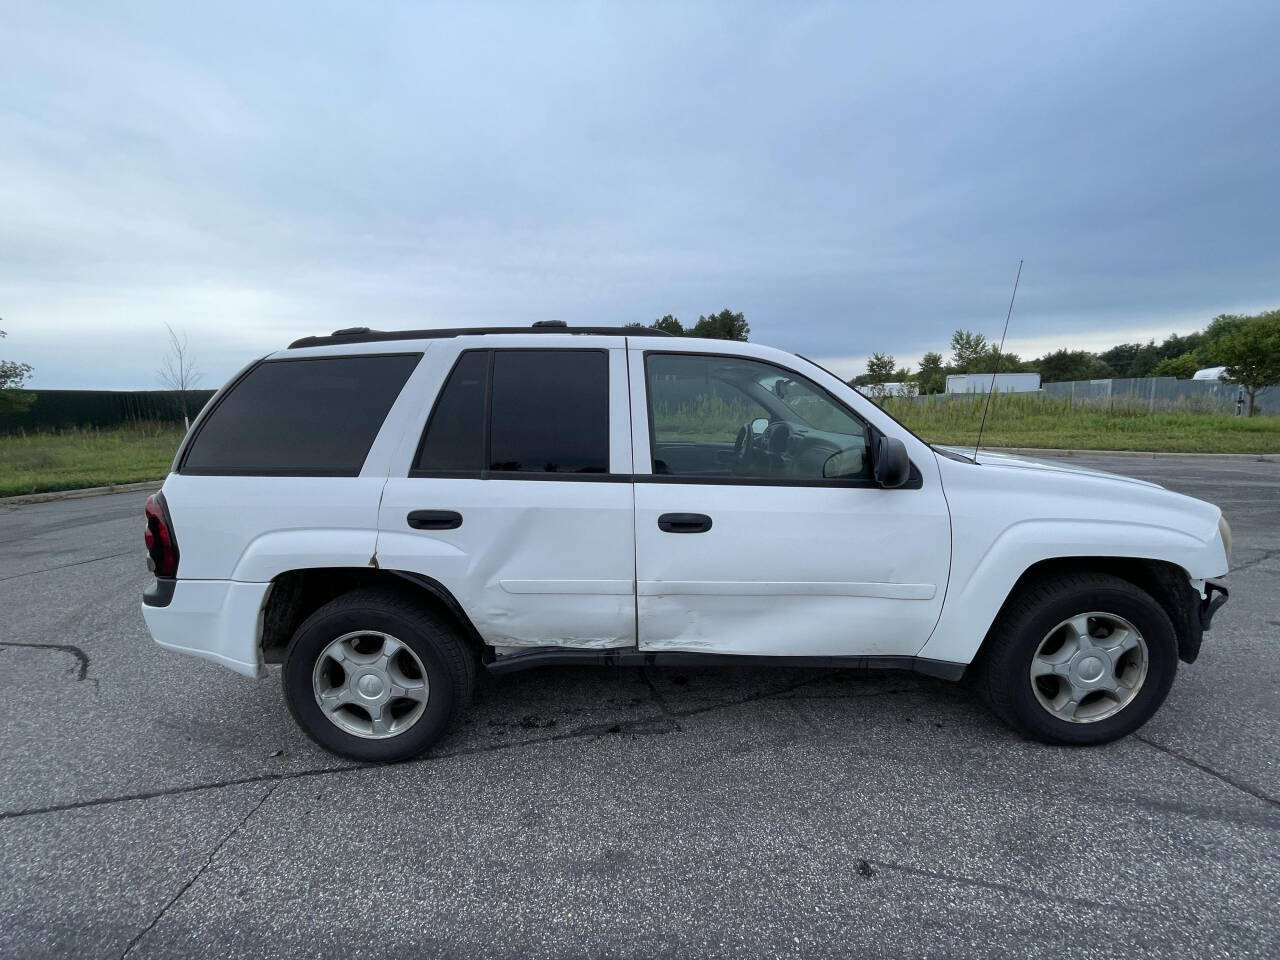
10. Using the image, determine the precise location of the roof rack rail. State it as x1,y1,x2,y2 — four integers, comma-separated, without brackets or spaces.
288,323,674,349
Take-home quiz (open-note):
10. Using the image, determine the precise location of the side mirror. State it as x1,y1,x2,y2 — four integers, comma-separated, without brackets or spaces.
750,417,769,436
873,436,910,488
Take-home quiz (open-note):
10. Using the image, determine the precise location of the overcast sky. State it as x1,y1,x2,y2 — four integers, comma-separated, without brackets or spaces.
2,1,1278,388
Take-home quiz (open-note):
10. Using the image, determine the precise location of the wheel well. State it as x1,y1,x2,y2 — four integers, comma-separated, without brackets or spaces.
977,557,1201,667
260,568,486,664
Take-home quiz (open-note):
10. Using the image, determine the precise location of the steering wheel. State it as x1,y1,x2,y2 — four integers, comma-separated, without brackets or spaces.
733,422,751,468
733,419,771,472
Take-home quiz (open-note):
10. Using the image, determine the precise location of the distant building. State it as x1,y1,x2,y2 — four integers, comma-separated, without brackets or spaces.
945,372,1041,394
1192,366,1228,381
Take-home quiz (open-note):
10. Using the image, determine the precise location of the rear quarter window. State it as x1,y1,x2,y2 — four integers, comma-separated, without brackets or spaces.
180,354,420,476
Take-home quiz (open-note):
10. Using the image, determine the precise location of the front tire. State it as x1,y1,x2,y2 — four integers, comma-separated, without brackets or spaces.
979,573,1178,746
283,589,475,762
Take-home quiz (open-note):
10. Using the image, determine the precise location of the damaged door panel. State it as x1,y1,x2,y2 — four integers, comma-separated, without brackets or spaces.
377,339,638,650
627,344,952,657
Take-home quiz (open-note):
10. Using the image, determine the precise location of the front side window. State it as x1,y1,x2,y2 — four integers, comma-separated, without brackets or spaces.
182,354,420,476
645,353,870,482
414,349,610,476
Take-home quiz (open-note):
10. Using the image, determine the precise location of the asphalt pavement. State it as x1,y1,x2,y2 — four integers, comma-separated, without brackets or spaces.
1,454,1277,959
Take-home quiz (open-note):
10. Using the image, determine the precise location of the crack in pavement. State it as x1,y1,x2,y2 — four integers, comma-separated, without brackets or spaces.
1228,548,1279,573
1135,734,1278,809
638,667,684,731
868,858,1132,915
0,640,90,680
118,784,279,959
0,550,137,582
0,509,141,545
772,686,921,701
1076,789,1280,832
25,676,1276,827
0,674,832,821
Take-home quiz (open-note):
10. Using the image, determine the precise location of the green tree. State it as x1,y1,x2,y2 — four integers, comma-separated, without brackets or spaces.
865,352,896,381
1097,341,1156,377
1098,342,1137,376
691,308,749,341
1155,331,1205,362
916,351,945,394
1151,352,1200,379
1034,349,1114,383
992,350,1028,372
1216,310,1280,415
1199,314,1251,365
1099,334,1205,376
1126,342,1160,378
652,314,685,336
949,330,989,372
0,329,35,413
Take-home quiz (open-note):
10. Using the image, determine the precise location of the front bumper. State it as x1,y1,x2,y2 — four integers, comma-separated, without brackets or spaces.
1177,577,1229,664
140,579,270,678
1199,579,1229,631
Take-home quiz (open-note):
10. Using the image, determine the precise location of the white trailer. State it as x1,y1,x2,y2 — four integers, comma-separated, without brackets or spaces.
1192,366,1228,381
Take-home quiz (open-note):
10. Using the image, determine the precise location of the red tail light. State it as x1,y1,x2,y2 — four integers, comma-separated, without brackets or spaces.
144,493,180,578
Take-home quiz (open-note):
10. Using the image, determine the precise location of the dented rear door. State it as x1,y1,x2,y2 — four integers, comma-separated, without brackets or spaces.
376,335,637,651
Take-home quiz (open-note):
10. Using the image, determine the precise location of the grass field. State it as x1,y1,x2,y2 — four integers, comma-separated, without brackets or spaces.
1,397,1278,497
883,393,1280,454
0,423,186,497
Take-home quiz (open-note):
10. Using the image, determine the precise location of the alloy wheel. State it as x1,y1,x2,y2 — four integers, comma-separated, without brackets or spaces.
1029,612,1148,723
311,631,429,739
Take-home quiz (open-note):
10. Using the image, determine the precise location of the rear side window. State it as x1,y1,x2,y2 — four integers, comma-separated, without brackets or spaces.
489,351,608,473
182,354,420,476
414,349,609,476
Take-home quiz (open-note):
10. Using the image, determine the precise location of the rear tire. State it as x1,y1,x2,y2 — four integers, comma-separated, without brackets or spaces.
979,572,1178,746
283,589,475,762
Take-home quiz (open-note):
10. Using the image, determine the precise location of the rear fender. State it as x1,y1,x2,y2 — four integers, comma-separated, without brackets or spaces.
231,529,380,582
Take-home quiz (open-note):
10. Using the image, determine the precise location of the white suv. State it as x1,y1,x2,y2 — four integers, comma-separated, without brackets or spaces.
141,323,1231,760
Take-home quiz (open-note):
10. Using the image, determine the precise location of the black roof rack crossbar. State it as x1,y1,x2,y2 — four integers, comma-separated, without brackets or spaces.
288,324,674,349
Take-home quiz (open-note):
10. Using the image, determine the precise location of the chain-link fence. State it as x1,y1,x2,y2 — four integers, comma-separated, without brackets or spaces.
1039,377,1277,414
903,377,1276,414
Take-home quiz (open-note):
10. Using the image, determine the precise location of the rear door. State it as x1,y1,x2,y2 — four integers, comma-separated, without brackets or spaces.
629,342,951,657
377,336,637,652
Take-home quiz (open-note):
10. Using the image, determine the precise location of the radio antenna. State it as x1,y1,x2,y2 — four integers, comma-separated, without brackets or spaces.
974,259,1023,460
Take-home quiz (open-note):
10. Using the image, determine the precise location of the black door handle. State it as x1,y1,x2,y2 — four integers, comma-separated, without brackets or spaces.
407,510,462,530
658,512,712,533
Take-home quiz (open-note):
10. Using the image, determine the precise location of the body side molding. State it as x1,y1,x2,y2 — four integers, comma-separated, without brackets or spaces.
484,648,966,681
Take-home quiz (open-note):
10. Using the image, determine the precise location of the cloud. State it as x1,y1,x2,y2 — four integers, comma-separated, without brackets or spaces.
1,1,1277,388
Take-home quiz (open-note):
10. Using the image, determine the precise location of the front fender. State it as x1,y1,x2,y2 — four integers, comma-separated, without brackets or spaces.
916,517,1228,665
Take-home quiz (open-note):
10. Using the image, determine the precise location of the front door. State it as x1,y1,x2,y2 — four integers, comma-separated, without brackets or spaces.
629,345,951,657
377,338,637,651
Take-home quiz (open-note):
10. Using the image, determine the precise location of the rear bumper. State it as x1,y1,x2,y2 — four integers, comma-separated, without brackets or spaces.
140,579,270,678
